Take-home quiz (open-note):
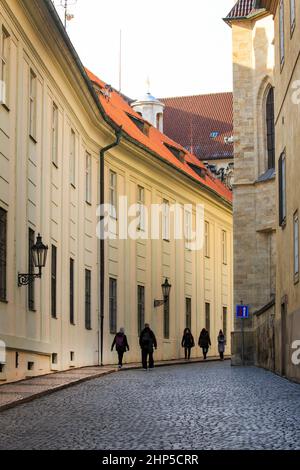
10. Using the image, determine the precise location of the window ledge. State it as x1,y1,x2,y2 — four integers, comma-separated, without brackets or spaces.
0,299,8,304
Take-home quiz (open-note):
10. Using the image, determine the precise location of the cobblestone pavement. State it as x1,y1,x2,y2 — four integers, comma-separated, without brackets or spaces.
0,361,300,450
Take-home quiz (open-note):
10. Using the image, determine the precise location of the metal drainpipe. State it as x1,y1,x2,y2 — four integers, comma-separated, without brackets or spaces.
99,127,122,366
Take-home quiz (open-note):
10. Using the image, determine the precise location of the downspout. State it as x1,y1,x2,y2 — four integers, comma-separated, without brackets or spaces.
99,127,122,366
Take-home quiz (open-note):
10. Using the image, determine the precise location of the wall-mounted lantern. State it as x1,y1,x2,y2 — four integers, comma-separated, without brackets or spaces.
154,278,172,308
18,234,48,286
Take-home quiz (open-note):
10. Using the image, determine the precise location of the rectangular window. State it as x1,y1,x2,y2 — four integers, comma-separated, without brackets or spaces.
51,245,57,318
163,295,170,339
51,102,58,165
70,258,75,325
205,221,210,257
28,228,35,311
279,152,286,226
137,285,145,335
0,208,7,302
29,69,37,140
223,306,228,339
186,297,192,330
109,278,117,334
85,269,92,329
280,0,285,66
109,170,117,218
185,210,192,250
0,27,9,106
162,199,170,241
137,186,145,231
70,129,76,186
290,0,296,34
205,302,210,333
85,152,91,203
222,230,227,264
294,211,299,282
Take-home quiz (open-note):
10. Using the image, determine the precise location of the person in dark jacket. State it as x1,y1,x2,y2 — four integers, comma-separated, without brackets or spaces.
217,330,226,360
181,328,195,360
198,328,211,360
139,323,157,370
111,327,129,369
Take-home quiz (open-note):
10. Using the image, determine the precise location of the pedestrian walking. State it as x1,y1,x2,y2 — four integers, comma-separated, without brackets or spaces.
181,328,195,360
198,328,211,360
139,323,157,370
111,327,130,369
217,330,226,360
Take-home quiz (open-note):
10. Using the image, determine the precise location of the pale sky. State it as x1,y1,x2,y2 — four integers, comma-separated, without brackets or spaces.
54,0,236,99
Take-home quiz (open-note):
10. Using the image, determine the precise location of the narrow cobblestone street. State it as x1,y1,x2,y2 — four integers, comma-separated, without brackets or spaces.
0,362,300,450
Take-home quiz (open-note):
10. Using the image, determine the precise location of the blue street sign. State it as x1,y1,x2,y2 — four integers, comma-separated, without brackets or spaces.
236,304,249,319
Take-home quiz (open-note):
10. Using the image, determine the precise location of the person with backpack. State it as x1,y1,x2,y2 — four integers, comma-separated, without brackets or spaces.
181,328,195,360
217,329,226,360
198,328,211,360
111,327,130,369
139,323,157,370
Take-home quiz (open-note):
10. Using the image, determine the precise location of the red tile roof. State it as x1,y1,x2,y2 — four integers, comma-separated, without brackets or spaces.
86,69,232,205
160,93,233,162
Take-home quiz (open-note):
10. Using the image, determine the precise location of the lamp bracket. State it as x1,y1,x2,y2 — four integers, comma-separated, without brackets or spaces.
18,272,41,287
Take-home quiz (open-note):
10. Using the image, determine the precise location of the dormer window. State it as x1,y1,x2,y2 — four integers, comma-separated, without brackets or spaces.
164,143,185,162
187,162,206,179
127,113,146,133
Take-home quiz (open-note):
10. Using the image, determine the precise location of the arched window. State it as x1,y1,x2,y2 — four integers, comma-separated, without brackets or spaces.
266,87,275,169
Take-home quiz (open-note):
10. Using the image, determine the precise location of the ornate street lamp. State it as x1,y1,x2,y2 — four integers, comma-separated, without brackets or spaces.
18,234,48,286
154,278,172,308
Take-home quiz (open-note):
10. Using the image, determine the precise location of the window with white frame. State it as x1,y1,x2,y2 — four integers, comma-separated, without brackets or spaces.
0,26,9,106
162,199,170,241
85,152,92,204
205,221,210,257
70,129,76,186
294,211,299,281
185,209,192,249
51,102,58,165
222,230,227,265
137,186,145,231
109,170,117,218
280,0,285,66
29,69,37,140
290,0,296,34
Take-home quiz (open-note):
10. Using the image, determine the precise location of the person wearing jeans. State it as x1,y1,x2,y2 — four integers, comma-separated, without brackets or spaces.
198,328,211,360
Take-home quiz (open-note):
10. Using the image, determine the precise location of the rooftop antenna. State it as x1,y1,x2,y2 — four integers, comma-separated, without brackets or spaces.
53,0,77,29
119,29,122,93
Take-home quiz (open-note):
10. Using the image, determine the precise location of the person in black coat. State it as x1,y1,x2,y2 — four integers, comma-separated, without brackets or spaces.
111,327,129,369
198,328,211,360
139,323,157,370
181,328,195,360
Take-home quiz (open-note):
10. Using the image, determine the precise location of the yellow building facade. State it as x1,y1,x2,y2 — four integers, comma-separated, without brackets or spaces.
0,0,233,383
